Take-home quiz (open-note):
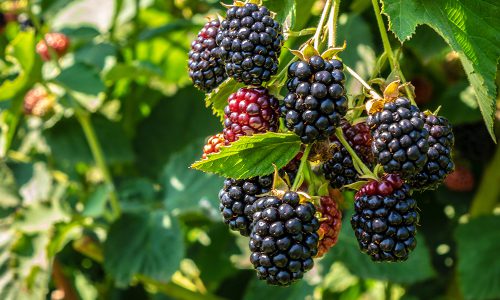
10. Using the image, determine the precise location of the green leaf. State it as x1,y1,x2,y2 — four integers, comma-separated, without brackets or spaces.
205,78,244,121
329,208,436,283
0,31,35,101
138,20,197,41
162,142,222,218
381,0,500,140
60,26,100,43
104,61,163,82
263,0,295,26
103,210,184,286
244,277,315,300
191,132,302,180
455,216,500,300
54,63,105,95
82,184,112,217
74,42,117,70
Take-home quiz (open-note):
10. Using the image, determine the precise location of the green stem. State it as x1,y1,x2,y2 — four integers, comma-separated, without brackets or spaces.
292,144,313,191
74,110,121,219
371,0,415,104
313,0,332,49
110,0,124,42
469,145,500,217
345,65,382,100
327,0,341,48
335,127,377,179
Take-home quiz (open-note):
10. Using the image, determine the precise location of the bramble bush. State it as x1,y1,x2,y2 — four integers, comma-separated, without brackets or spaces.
0,0,499,299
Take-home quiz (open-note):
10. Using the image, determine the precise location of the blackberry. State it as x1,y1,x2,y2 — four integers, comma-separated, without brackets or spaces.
282,56,348,143
279,152,303,185
249,192,320,286
351,174,419,262
202,133,227,159
36,33,70,61
216,3,283,85
188,20,227,92
316,196,342,257
223,87,279,142
444,165,474,192
24,87,55,117
218,175,273,236
408,114,454,191
367,97,429,178
322,121,373,188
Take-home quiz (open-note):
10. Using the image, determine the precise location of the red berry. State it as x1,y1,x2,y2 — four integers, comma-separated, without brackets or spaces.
24,87,54,117
223,87,279,142
36,33,70,61
356,174,404,198
444,165,474,192
316,196,342,257
202,133,228,159
343,120,373,164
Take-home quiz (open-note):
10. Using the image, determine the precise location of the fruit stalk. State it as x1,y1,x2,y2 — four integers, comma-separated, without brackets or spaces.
327,0,341,48
292,143,313,191
313,0,332,49
335,127,377,180
345,65,382,100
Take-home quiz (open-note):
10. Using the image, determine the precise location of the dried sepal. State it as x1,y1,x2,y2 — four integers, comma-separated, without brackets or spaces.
321,40,347,60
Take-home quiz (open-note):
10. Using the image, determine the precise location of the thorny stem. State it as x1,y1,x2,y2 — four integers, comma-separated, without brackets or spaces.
371,0,416,104
345,65,383,99
292,144,313,191
335,127,377,180
327,0,341,48
313,0,332,49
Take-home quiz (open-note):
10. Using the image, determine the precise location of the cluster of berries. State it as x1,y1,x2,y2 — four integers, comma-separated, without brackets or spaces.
188,0,455,286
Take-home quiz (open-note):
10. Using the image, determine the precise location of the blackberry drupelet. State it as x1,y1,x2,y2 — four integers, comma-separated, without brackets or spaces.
367,97,429,178
216,3,283,85
408,114,454,191
322,121,373,189
188,20,227,92
36,32,70,61
223,87,280,142
282,56,348,143
351,174,419,262
316,196,342,257
202,133,228,159
249,192,320,286
218,175,273,236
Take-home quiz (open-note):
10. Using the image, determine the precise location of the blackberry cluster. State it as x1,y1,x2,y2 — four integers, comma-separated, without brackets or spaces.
408,114,454,191
218,175,273,236
36,32,70,61
223,87,279,142
202,133,227,159
216,3,283,85
367,97,429,178
249,192,320,286
316,196,342,257
322,121,372,189
351,174,419,262
188,20,227,92
282,56,348,143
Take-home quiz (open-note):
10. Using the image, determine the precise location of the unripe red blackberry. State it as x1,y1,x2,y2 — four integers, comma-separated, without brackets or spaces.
282,56,348,143
202,133,228,159
216,3,283,85
444,165,474,192
316,196,342,257
408,114,454,191
188,20,227,92
343,121,373,163
223,87,279,142
367,97,429,178
36,33,70,61
218,175,273,236
351,174,419,262
24,87,55,117
249,192,320,286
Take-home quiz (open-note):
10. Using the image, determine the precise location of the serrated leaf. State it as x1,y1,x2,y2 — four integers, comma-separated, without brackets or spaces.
205,78,244,121
103,210,184,287
192,132,302,180
455,216,500,300
381,0,500,140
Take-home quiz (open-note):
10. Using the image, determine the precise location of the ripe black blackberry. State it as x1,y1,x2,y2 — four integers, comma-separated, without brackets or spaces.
218,175,273,236
216,3,283,85
367,97,429,178
282,56,348,143
351,174,419,262
188,20,227,92
408,114,454,191
322,121,373,188
223,87,280,142
249,192,320,286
